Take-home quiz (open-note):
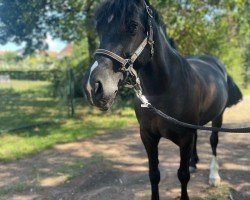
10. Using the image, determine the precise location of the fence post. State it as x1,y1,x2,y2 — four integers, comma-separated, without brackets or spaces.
67,68,75,117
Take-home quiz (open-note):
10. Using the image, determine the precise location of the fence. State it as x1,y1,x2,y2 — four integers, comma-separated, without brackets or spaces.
0,70,57,80
0,75,11,83
0,69,77,133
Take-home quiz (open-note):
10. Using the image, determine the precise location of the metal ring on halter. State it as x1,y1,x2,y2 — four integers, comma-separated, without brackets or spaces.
123,59,133,70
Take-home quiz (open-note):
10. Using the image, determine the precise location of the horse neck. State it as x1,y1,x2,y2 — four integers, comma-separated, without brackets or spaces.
138,23,191,96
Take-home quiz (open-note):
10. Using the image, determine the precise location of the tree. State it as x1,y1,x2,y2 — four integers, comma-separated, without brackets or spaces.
0,52,20,64
0,0,48,54
0,0,99,57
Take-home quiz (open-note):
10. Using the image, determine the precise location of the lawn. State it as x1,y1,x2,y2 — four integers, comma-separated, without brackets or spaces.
0,80,136,161
242,87,250,95
0,80,65,131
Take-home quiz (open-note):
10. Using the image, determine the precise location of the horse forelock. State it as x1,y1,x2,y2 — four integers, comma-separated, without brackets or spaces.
94,0,139,29
94,0,164,31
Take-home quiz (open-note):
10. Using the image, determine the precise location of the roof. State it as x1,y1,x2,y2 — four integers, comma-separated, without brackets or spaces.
40,51,58,57
0,51,11,56
58,44,73,57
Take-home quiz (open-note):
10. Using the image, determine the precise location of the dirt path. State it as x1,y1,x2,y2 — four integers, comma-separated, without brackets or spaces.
0,97,250,200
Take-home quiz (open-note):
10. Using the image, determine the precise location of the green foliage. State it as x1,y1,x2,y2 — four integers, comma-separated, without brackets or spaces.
0,53,57,71
57,40,89,71
0,52,20,63
0,0,249,86
238,1,250,88
55,40,89,97
0,0,48,54
21,54,57,70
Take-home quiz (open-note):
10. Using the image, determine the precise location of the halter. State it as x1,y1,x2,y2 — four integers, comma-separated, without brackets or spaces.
94,2,154,74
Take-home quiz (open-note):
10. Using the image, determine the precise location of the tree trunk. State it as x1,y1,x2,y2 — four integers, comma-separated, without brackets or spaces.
85,0,98,64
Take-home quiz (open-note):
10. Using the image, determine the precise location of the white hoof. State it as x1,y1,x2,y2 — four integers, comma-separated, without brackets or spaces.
209,176,221,187
209,156,221,187
189,166,196,173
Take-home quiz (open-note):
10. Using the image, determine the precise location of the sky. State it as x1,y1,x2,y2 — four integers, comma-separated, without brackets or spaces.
0,35,67,52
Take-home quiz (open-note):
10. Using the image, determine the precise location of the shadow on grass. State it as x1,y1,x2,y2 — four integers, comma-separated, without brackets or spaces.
0,82,66,131
0,81,135,132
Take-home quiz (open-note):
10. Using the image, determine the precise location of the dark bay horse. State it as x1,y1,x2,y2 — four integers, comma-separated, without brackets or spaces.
83,0,242,199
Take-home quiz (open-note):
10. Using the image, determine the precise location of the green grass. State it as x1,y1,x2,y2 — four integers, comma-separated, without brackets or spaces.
0,80,136,161
0,106,136,161
0,80,51,92
0,80,65,131
242,87,250,95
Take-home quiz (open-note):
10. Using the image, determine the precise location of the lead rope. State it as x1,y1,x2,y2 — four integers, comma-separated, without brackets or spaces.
126,71,250,133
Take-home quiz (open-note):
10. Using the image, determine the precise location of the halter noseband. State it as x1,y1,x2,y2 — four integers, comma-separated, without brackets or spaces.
94,2,154,72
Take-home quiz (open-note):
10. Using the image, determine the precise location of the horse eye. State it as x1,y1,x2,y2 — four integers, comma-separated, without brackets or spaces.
127,21,138,35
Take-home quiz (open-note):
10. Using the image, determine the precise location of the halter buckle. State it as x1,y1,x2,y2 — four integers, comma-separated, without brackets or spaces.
146,6,153,18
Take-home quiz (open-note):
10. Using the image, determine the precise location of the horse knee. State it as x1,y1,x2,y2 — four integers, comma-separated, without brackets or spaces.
178,169,190,184
149,169,160,185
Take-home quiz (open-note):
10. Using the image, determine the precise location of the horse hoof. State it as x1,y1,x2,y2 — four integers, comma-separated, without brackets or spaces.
189,166,196,173
209,177,221,187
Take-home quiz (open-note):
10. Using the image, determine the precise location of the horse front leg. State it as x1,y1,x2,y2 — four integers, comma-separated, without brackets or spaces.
140,129,161,200
178,132,194,200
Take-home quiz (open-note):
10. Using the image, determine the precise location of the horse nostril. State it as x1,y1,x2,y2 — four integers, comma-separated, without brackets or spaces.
94,81,103,95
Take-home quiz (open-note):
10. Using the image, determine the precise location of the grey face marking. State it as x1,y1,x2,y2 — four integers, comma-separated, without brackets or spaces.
87,61,99,91
108,14,114,23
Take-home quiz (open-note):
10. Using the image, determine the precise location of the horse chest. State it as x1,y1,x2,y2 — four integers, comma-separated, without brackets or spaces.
134,98,197,144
